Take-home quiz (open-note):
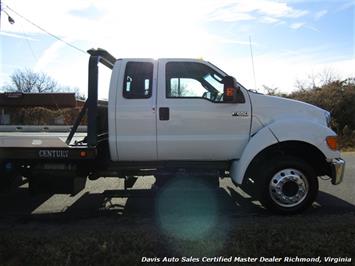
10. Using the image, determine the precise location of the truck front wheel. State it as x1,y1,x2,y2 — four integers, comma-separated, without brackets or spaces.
257,156,318,214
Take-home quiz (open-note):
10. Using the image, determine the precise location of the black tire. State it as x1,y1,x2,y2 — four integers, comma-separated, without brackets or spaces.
0,161,23,192
255,156,318,214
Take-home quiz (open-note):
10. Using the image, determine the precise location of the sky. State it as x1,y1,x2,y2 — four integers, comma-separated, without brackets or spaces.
0,0,354,98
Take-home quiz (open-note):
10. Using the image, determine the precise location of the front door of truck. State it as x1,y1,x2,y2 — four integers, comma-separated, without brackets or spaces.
156,60,251,160
112,59,157,161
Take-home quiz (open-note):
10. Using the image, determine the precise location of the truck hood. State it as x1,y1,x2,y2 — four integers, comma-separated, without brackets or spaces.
248,91,329,130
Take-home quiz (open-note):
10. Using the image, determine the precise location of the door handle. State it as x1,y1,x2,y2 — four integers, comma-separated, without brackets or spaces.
159,107,170,121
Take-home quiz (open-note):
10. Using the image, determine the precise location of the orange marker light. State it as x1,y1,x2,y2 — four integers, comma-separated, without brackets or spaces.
80,151,87,158
326,136,338,151
226,88,234,97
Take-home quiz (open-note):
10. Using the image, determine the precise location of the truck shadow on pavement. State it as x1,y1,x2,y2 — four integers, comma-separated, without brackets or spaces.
2,180,354,224
0,187,53,219
61,177,269,220
62,179,355,220
310,191,355,215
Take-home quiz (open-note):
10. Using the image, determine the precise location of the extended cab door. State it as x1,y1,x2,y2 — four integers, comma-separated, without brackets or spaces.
156,60,251,160
109,59,157,161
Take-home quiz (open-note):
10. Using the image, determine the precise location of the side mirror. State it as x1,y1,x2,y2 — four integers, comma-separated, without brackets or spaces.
223,76,244,103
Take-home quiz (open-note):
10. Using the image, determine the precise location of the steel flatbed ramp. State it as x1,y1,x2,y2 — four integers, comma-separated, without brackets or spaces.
0,132,86,148
0,133,96,160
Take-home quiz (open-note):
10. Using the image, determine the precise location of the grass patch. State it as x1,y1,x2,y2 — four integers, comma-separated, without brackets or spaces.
0,213,354,265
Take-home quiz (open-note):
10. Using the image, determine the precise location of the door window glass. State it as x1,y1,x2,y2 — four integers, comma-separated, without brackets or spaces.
169,78,206,97
166,62,224,102
123,62,153,99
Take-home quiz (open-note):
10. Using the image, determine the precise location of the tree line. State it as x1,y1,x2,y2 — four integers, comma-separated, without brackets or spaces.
1,68,83,98
0,69,84,126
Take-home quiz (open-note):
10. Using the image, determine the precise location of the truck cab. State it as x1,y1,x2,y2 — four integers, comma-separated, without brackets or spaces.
108,58,250,161
0,48,345,214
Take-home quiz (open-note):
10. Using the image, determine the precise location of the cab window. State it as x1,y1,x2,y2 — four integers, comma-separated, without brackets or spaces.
166,62,224,102
123,62,153,99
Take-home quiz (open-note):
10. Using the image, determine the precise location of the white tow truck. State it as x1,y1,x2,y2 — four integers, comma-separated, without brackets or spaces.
0,48,345,214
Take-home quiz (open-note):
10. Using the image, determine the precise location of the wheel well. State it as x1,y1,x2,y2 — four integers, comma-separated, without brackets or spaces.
244,141,331,185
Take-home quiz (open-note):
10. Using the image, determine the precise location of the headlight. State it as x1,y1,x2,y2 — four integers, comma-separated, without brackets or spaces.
324,111,331,127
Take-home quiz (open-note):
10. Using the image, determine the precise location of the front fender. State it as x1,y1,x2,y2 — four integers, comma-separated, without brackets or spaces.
230,119,341,185
268,119,340,160
230,126,278,185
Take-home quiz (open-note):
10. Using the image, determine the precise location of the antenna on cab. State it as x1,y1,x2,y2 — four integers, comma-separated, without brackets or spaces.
249,35,257,91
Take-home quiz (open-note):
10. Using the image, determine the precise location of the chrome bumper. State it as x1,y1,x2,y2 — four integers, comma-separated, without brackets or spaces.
330,158,345,185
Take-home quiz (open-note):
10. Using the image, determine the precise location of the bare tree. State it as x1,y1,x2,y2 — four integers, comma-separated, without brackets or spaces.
4,69,58,93
295,68,339,90
295,72,318,90
319,68,339,86
263,85,279,95
60,86,86,100
294,79,307,91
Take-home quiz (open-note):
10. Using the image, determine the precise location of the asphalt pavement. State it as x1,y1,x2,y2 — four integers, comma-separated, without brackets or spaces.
0,152,354,224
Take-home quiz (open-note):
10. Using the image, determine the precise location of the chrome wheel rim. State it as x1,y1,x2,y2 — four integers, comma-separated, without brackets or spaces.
269,168,309,208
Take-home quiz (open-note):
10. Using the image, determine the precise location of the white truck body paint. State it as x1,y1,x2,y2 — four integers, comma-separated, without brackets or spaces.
108,60,122,161
110,59,158,161
248,92,329,127
156,59,251,160
249,92,339,160
268,120,340,159
107,57,341,185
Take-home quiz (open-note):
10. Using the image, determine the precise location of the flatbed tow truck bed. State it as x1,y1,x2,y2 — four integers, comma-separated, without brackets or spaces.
0,132,97,160
0,49,115,163
0,132,86,148
0,49,124,195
